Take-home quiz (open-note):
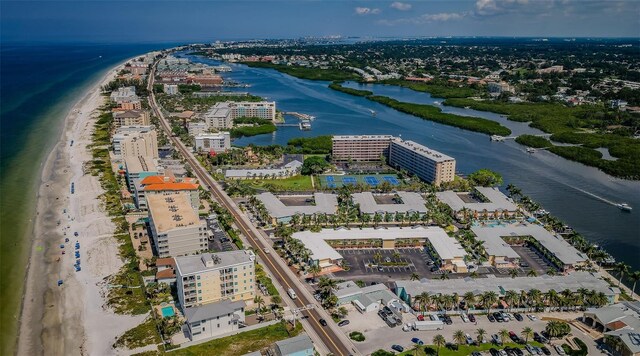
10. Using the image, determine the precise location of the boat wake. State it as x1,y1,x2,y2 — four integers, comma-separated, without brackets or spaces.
567,185,617,206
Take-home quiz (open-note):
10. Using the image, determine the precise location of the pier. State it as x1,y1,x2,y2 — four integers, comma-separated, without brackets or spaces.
283,111,316,121
491,133,552,141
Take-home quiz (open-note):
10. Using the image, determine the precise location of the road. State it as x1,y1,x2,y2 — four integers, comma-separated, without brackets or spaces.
147,60,356,356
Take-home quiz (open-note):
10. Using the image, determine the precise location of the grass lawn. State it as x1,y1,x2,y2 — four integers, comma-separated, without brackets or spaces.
170,322,302,356
398,341,545,356
248,175,314,191
114,315,162,349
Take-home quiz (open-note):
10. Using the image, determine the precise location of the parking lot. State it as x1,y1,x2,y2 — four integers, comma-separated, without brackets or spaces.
340,307,594,356
513,245,556,275
332,248,436,284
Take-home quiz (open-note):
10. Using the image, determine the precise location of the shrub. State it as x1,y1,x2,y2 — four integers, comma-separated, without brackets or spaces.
349,331,366,342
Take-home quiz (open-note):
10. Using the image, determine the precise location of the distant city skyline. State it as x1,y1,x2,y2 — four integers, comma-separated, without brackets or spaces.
1,0,639,43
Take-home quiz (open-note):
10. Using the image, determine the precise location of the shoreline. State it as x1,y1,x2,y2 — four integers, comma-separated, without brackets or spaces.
16,57,144,356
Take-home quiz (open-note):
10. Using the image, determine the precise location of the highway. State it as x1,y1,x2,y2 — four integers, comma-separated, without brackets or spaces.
147,59,356,356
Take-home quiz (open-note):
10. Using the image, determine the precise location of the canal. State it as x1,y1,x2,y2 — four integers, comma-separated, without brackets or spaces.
181,53,640,273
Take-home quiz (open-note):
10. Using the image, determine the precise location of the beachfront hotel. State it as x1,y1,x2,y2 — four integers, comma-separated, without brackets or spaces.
194,132,231,153
136,175,199,211
331,135,456,185
112,110,150,128
388,138,456,185
113,127,158,159
332,135,394,162
175,250,256,309
292,226,468,272
147,192,208,258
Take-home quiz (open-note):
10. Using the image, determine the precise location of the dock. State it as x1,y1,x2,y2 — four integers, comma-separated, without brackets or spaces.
283,112,316,121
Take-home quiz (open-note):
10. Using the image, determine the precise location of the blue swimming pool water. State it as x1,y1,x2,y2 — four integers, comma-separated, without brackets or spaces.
161,306,175,318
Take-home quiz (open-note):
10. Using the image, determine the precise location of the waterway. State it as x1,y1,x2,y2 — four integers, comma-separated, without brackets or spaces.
179,53,640,273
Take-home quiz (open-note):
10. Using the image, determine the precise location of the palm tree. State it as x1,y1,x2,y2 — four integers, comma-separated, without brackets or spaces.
317,276,337,295
545,289,560,312
410,272,420,281
509,269,519,279
628,271,640,298
505,290,519,311
439,271,451,280
521,327,534,343
476,328,487,344
453,330,466,346
528,289,542,312
527,269,538,277
433,334,446,355
480,291,499,314
392,250,401,262
499,329,510,345
463,292,476,309
373,251,383,264
615,262,630,288
308,264,321,280
545,320,570,341
410,342,421,356
253,295,264,315
418,291,431,313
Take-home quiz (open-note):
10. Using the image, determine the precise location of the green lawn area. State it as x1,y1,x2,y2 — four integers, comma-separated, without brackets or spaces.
170,322,302,356
248,175,314,191
114,316,162,349
398,341,544,356
243,62,360,81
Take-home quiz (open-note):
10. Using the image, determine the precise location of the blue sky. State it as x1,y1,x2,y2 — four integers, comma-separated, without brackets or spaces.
2,1,639,43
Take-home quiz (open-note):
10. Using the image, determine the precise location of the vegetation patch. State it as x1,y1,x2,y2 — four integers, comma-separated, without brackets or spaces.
114,316,162,349
230,117,276,138
243,62,360,81
248,175,314,192
286,135,332,154
515,135,553,148
381,79,480,98
349,331,366,342
329,81,372,96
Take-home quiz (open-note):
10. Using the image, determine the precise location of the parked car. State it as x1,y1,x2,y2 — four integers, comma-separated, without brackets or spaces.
471,352,482,356
430,265,439,272
514,313,524,321
468,313,476,322
534,332,549,344
445,343,458,351
391,345,404,352
513,348,524,356
501,312,511,322
525,344,536,354
319,319,327,326
442,315,453,325
509,331,520,343
519,261,529,268
461,313,470,323
465,333,474,344
493,312,504,322
554,345,566,355
385,257,392,263
527,314,538,321
492,334,503,345
417,314,425,321
540,346,552,355
338,320,350,327
489,348,500,356
504,347,516,356
533,346,543,355
411,337,424,345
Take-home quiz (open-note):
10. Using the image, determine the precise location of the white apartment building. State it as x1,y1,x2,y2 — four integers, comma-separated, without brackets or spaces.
110,86,139,103
194,132,231,153
228,101,277,121
176,250,256,309
203,104,232,129
112,126,157,158
188,122,209,136
389,138,456,185
147,192,208,258
184,299,246,341
164,84,179,95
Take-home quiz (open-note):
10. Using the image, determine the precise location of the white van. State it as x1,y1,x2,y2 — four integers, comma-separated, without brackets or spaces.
287,288,297,299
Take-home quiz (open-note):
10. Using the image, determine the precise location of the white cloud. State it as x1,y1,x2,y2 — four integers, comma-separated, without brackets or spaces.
390,2,412,11
421,12,464,22
475,0,534,16
378,11,466,25
355,7,381,15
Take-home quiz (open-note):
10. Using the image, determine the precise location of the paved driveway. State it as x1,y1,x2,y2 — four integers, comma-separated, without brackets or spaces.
332,248,436,284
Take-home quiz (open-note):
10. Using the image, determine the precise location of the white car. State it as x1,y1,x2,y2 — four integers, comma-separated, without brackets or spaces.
555,345,566,355
527,314,538,321
461,313,470,323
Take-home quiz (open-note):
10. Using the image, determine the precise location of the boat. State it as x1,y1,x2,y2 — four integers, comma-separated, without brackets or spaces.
369,109,376,116
527,148,536,154
616,203,632,212
433,101,441,105
464,106,471,109
490,135,506,142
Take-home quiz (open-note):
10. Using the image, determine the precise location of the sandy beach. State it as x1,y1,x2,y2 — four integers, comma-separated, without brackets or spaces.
17,59,145,356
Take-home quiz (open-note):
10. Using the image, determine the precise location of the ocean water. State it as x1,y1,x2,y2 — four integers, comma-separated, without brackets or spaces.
0,42,172,355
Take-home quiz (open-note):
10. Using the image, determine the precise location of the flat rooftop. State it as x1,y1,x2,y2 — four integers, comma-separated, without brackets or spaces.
293,226,465,261
256,192,338,219
436,187,518,212
125,155,158,174
396,271,618,299
225,160,302,179
353,191,427,215
175,250,255,276
391,138,454,163
147,192,200,233
332,135,394,141
471,223,587,265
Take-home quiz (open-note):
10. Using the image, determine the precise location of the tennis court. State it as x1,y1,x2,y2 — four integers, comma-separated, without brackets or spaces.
317,174,401,188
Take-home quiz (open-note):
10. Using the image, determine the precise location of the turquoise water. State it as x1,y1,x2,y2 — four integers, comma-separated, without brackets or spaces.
161,306,175,318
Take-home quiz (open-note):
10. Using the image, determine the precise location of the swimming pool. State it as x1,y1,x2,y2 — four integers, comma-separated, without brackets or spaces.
161,306,175,318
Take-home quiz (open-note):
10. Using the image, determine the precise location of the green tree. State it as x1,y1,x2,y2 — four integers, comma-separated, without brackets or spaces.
468,169,503,187
433,334,446,355
521,327,534,343
410,272,420,281
453,330,466,345
545,320,571,340
476,328,487,344
300,156,330,175
499,329,510,345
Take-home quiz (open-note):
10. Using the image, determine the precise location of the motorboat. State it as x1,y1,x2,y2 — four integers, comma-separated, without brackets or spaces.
616,203,632,212
527,148,536,153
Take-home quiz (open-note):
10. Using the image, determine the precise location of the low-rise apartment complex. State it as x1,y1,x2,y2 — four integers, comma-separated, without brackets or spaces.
176,250,256,308
112,110,150,128
203,104,233,129
147,193,207,258
183,299,246,341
